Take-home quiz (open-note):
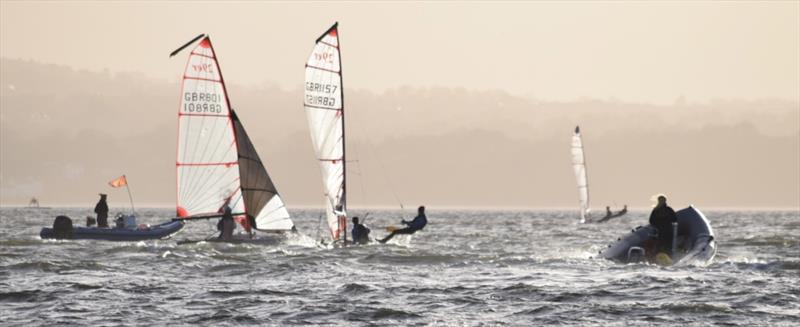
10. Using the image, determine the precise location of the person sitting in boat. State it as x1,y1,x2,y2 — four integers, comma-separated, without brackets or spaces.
605,206,612,218
217,204,235,241
94,193,109,228
351,216,371,245
620,205,628,214
649,195,677,255
379,205,428,244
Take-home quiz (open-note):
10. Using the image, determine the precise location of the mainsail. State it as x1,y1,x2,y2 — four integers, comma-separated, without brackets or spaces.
174,35,293,232
304,23,347,241
571,126,590,223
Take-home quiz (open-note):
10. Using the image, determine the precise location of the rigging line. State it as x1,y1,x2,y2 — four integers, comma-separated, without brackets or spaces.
350,107,405,211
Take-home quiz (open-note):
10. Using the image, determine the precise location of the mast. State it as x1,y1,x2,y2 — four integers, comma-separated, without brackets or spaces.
335,23,347,243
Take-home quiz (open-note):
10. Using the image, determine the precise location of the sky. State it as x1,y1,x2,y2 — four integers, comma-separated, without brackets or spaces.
1,1,798,104
1,1,799,210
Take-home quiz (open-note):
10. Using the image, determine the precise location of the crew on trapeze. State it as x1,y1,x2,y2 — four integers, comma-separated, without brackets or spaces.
350,216,371,245
649,195,677,257
379,205,428,244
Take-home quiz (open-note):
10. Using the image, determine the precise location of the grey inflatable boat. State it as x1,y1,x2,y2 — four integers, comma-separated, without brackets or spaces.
599,205,716,266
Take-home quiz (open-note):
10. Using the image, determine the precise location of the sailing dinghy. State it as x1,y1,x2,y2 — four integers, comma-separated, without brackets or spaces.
571,126,591,223
171,35,295,242
304,23,351,245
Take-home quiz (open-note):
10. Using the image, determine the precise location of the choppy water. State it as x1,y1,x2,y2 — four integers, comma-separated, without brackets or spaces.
1,207,798,326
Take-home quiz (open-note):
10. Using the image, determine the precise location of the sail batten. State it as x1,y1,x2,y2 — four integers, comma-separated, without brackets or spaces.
571,126,590,223
305,23,347,241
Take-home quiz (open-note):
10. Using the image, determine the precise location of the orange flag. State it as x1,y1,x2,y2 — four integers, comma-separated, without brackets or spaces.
109,175,128,188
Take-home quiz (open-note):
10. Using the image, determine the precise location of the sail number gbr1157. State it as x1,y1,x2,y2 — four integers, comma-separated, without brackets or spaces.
306,82,338,107
183,92,223,114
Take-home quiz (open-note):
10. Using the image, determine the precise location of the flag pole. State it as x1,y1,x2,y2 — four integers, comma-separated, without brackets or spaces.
123,175,135,215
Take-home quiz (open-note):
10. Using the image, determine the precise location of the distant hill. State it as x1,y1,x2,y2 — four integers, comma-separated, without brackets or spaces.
1,58,798,209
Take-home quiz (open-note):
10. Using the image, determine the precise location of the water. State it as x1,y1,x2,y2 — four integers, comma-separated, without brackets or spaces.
1,207,798,326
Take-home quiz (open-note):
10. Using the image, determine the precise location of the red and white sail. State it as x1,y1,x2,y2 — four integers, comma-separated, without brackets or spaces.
175,36,293,232
305,23,346,241
571,126,590,223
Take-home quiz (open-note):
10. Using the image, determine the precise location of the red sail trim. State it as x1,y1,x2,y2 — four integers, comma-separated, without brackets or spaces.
319,40,338,49
190,51,215,59
304,104,342,111
177,161,238,167
183,76,222,83
305,64,340,74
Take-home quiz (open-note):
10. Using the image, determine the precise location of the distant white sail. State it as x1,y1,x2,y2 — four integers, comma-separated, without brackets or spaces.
304,23,347,241
175,36,293,232
572,126,590,223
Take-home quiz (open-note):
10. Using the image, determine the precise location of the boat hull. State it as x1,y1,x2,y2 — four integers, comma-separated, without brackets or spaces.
600,205,716,266
40,220,184,241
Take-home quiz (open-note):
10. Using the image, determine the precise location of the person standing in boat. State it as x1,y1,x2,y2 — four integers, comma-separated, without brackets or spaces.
94,193,109,228
605,206,612,218
217,204,235,241
379,206,428,244
351,216,371,245
649,195,677,255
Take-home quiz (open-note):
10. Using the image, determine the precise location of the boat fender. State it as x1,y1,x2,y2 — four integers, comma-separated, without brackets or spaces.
53,215,74,239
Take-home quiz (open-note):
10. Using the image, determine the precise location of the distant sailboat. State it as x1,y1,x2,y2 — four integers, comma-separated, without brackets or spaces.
28,197,40,208
172,35,294,235
304,22,347,243
571,126,590,223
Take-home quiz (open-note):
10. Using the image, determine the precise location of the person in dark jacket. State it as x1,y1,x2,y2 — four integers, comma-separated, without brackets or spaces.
379,206,428,244
94,194,109,228
649,195,677,254
217,205,235,241
351,216,371,245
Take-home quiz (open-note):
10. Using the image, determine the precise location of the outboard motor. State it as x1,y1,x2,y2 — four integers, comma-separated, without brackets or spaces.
52,215,74,239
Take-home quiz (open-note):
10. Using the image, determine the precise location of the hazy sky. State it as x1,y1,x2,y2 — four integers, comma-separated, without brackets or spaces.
2,1,798,104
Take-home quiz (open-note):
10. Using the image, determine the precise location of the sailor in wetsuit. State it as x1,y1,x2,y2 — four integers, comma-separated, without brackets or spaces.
379,206,428,244
649,195,677,255
217,205,235,241
351,216,371,245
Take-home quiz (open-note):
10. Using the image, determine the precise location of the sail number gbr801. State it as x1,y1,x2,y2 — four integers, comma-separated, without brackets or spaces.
306,82,338,107
183,92,223,114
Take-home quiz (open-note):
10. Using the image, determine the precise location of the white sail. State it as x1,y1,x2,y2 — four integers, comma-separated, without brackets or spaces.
176,36,245,219
305,23,346,241
571,126,590,223
175,36,293,232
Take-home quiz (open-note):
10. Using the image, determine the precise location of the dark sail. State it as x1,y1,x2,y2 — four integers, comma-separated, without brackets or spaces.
231,109,293,231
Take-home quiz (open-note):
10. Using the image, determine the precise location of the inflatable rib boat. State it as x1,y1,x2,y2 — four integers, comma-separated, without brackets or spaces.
40,216,183,241
599,205,716,266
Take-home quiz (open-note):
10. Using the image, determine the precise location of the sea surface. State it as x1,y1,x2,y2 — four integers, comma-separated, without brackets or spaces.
1,207,798,326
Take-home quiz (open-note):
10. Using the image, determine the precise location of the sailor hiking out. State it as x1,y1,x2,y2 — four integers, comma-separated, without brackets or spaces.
379,206,428,244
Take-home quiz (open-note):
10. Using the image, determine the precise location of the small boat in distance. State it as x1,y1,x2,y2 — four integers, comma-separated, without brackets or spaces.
599,205,717,266
26,197,50,209
571,126,591,223
596,205,628,223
